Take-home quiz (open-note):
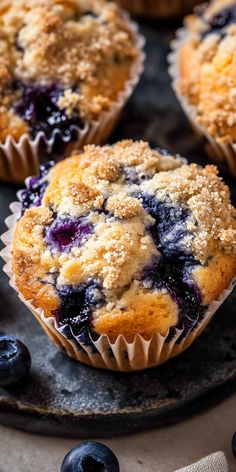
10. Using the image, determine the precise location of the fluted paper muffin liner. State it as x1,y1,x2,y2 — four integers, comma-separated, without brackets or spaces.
1,197,235,372
168,28,236,178
117,0,201,18
0,14,145,185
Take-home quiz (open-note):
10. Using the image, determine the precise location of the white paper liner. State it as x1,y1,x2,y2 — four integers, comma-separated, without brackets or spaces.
1,197,235,372
168,27,236,178
0,13,145,184
117,0,201,18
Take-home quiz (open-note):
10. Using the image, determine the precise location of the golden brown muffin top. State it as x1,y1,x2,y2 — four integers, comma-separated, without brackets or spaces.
179,0,236,142
21,140,236,267
0,0,139,140
0,0,136,86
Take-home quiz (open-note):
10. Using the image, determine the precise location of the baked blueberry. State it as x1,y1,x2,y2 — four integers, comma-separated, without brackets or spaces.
61,441,120,472
0,333,31,386
209,8,232,28
55,285,92,337
54,283,104,345
20,162,53,214
14,83,84,140
201,4,236,39
45,217,93,252
177,0,236,152
139,195,193,258
116,0,201,18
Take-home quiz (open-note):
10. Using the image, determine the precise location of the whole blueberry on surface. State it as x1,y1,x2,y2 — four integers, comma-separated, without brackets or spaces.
232,432,236,458
0,333,31,386
61,441,120,472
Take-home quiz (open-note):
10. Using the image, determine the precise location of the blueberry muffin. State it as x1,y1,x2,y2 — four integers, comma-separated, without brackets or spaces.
116,0,201,18
171,0,236,176
0,0,140,142
11,141,236,369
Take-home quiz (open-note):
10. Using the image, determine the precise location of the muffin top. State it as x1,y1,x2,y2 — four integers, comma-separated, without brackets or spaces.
13,141,236,341
179,0,236,143
0,0,138,141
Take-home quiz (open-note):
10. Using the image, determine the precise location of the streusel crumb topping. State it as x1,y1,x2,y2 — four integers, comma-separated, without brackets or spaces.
0,0,139,138
106,193,142,218
41,141,236,267
179,0,236,142
142,162,236,262
1,0,136,85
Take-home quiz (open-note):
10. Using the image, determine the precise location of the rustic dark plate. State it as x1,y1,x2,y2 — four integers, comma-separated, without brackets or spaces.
0,22,236,438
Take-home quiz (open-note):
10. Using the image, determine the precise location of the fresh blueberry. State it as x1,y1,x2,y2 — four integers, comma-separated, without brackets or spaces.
0,333,31,386
14,82,84,139
232,432,236,458
45,217,93,252
61,441,120,472
52,191,206,341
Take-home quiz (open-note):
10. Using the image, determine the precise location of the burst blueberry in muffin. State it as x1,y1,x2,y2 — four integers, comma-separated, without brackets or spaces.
0,0,140,143
116,0,201,18
11,141,236,369
170,0,236,177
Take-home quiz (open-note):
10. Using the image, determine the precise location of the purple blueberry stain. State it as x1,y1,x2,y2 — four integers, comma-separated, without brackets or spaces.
20,161,53,214
45,216,93,252
232,432,236,458
54,282,104,347
201,4,236,39
0,333,31,387
138,194,194,259
13,82,84,139
28,163,209,343
138,194,207,340
123,166,153,185
141,255,206,342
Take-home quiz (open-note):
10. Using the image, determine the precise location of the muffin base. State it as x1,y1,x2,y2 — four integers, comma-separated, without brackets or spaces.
0,14,145,184
168,28,236,179
1,199,235,371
